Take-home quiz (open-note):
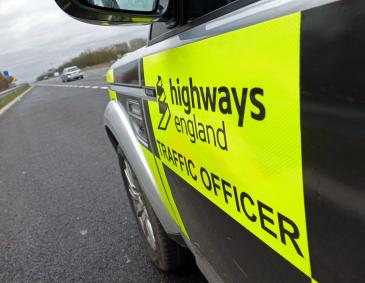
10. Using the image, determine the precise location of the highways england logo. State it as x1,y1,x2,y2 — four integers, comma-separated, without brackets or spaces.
156,75,171,130
154,75,266,151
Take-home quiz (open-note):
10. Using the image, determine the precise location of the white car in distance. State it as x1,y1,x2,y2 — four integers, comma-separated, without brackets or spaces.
61,66,84,82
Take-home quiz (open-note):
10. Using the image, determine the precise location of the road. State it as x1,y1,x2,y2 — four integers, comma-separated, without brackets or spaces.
0,68,206,283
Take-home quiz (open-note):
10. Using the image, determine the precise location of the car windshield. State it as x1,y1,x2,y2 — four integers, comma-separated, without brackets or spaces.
66,67,79,72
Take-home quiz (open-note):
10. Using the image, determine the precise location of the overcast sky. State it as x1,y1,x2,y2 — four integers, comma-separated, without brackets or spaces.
0,0,148,82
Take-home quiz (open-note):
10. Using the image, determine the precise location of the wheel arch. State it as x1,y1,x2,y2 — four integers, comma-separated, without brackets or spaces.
104,100,181,235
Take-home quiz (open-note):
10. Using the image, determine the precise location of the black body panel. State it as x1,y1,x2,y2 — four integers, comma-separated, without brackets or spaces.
301,2,365,282
164,165,310,283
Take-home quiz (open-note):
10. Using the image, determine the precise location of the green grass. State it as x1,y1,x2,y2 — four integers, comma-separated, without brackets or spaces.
0,85,30,110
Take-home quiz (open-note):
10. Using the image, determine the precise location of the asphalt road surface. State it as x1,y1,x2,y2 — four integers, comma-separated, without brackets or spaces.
0,68,207,283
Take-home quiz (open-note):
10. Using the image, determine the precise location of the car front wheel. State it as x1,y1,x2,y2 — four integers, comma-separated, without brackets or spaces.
117,147,193,271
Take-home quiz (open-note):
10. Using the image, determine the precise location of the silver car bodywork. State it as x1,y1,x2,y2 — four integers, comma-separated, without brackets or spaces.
61,66,83,82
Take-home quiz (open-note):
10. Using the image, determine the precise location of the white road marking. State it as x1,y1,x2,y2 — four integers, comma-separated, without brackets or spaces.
38,84,109,91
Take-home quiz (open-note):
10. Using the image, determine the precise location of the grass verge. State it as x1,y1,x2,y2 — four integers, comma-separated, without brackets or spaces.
0,85,31,110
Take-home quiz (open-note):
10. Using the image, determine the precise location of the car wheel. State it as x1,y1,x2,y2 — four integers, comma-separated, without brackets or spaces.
117,147,193,271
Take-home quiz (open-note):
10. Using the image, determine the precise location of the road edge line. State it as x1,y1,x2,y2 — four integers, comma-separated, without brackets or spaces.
0,86,34,117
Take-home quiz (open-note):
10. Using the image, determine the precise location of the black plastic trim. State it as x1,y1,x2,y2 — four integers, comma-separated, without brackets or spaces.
148,0,258,45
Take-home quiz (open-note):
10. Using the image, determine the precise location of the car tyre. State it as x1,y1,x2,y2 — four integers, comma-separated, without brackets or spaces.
117,146,193,271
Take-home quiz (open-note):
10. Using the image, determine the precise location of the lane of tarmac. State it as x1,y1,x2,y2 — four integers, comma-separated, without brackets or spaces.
38,67,109,88
0,68,206,282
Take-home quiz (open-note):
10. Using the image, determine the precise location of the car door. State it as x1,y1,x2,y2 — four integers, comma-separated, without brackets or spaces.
143,1,310,282
137,0,365,282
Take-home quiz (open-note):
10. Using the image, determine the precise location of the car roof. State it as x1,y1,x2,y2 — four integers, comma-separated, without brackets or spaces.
64,66,79,71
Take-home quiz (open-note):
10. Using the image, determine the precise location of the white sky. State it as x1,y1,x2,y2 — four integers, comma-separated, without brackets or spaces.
0,0,148,82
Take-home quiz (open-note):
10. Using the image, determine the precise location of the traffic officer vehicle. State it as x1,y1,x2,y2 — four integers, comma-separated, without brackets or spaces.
55,0,365,282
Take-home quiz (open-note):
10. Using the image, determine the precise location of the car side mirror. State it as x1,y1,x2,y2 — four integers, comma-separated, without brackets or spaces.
55,0,171,25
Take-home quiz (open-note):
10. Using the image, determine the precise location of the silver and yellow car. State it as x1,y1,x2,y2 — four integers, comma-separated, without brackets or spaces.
56,0,365,282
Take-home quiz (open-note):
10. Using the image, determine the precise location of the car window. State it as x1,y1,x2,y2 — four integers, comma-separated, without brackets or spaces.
67,67,79,72
150,1,238,41
149,0,259,44
150,22,170,41
184,0,237,23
